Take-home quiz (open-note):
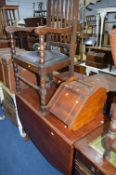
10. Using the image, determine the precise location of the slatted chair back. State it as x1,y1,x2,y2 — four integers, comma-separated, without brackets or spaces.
0,5,20,37
5,0,79,112
46,0,78,51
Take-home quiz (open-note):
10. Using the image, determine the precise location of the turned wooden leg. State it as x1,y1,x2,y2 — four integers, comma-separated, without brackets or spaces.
40,72,47,113
10,33,20,92
39,34,47,113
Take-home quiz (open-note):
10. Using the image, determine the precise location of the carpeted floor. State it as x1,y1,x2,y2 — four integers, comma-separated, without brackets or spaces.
0,108,63,175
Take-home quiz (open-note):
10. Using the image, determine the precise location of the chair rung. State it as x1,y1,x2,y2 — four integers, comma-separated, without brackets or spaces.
17,74,40,91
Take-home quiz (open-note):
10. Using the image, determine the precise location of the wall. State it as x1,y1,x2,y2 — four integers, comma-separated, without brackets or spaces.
6,0,47,20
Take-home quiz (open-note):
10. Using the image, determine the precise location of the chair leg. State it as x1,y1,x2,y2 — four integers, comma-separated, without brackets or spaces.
13,63,21,92
10,33,21,92
40,71,47,113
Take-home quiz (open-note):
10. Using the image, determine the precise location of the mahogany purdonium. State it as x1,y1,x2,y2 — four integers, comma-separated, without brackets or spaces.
74,122,116,175
48,80,107,131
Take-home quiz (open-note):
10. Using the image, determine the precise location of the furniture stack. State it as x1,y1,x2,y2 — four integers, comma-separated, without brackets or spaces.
1,0,115,175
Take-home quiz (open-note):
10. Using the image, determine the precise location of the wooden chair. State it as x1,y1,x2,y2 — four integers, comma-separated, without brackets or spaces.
6,0,79,112
0,5,20,38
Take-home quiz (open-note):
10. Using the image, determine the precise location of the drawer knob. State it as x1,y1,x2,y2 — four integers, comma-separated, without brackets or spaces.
100,120,104,124
75,100,79,104
50,132,54,136
64,125,67,128
65,93,69,96
28,65,31,68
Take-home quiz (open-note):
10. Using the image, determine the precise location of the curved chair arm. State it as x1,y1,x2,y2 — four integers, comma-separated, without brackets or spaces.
35,26,72,35
5,26,45,34
6,25,72,36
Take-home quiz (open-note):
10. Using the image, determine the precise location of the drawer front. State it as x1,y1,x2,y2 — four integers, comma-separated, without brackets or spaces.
15,59,38,74
0,41,10,48
74,150,104,175
74,159,93,175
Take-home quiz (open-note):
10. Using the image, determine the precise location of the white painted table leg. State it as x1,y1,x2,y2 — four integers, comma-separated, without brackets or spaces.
86,67,99,76
13,95,26,138
96,14,100,47
99,12,107,47
0,82,5,120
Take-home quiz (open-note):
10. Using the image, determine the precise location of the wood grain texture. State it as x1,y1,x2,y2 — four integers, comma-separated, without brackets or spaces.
0,48,36,92
74,122,116,175
86,47,113,69
16,88,107,175
0,40,10,48
48,80,107,131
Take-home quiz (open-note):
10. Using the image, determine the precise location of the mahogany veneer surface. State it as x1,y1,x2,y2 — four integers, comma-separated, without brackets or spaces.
74,123,116,175
16,88,107,175
0,40,10,48
0,48,37,92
